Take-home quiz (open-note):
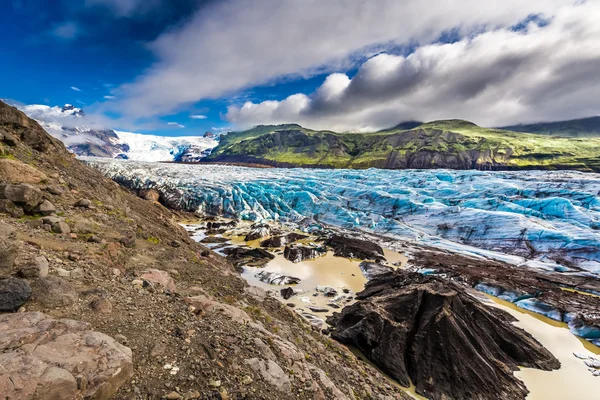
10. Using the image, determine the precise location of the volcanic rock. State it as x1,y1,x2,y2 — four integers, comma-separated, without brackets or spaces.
283,244,326,263
359,261,394,280
327,270,560,400
222,247,275,269
255,271,300,285
245,223,275,241
261,233,308,248
325,235,385,261
0,278,31,311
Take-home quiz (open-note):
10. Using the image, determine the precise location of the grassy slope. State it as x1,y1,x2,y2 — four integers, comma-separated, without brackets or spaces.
208,119,600,171
501,116,600,137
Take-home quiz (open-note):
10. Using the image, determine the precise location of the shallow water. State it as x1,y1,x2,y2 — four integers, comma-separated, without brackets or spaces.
486,296,600,399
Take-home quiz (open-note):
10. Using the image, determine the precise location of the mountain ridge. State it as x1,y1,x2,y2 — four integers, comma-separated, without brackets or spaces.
207,119,600,172
501,116,600,137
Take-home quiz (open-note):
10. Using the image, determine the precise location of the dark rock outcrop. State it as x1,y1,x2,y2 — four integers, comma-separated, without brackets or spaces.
327,270,560,400
359,262,394,280
222,247,275,269
283,244,326,263
245,223,276,241
325,235,385,261
260,233,308,248
0,278,31,311
280,287,295,300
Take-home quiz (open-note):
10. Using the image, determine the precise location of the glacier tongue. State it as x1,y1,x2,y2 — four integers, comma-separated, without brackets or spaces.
85,159,600,274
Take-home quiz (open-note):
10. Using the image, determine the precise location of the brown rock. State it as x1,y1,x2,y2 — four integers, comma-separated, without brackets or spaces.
0,312,133,399
2,183,43,209
18,256,49,279
31,276,78,308
0,223,20,278
52,221,71,234
34,199,57,216
89,298,113,314
139,269,176,292
0,199,24,217
0,159,48,184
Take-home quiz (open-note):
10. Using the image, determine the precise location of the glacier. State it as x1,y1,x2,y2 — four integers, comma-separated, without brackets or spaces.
85,159,600,274
14,102,218,161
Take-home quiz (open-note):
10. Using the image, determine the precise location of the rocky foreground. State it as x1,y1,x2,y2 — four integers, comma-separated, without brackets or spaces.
0,100,408,399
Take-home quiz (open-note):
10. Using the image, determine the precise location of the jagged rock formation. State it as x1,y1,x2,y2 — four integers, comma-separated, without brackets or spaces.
327,270,560,400
283,244,326,263
325,235,385,262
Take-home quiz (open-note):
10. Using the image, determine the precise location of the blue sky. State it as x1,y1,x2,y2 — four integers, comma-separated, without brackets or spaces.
1,1,598,135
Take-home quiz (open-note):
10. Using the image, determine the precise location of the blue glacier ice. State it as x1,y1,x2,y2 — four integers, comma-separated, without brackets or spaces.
85,159,600,275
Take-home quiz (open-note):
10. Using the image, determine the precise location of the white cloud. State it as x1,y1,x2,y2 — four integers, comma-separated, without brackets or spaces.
70,86,82,92
104,95,116,100
52,21,80,40
226,2,600,130
190,114,207,119
106,0,571,119
167,122,185,128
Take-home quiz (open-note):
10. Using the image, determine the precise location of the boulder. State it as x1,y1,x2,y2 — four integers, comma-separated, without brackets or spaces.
0,158,48,184
359,261,394,280
74,198,92,208
283,244,326,263
206,220,237,230
89,298,113,314
260,233,308,248
139,189,160,202
0,312,133,399
255,271,300,285
119,235,136,248
245,223,275,241
18,256,49,279
327,270,560,400
52,221,71,234
0,224,20,277
139,269,176,292
2,183,43,209
324,235,386,261
222,247,275,269
45,185,63,195
280,287,295,300
0,278,31,311
244,358,291,392
30,276,78,308
33,199,57,216
0,199,24,217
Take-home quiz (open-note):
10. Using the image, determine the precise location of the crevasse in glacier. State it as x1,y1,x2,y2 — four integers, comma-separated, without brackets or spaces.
85,159,600,274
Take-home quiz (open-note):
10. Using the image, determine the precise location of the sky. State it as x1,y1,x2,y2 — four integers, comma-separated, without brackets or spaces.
1,0,599,136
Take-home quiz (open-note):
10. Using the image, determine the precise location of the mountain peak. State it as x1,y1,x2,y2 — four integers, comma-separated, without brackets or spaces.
61,104,84,117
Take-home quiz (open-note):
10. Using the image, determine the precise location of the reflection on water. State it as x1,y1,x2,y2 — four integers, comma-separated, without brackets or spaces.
487,296,600,400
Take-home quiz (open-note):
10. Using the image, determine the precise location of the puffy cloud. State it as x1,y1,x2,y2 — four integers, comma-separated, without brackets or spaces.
226,2,600,130
190,114,207,119
105,0,570,119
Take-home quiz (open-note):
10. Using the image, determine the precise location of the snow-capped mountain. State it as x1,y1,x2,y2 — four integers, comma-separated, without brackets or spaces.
13,103,218,162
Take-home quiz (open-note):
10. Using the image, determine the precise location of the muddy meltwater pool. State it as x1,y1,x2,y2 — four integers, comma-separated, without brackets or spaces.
184,222,600,400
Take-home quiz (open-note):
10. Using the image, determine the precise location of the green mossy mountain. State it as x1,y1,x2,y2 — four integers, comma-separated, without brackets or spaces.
501,116,600,137
206,120,600,172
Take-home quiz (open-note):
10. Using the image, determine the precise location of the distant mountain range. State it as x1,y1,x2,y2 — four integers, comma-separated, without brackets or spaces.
206,119,600,172
501,116,600,137
14,103,217,162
